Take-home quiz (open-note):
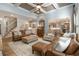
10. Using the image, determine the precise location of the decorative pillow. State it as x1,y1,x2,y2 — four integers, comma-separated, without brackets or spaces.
17,31,21,35
31,28,37,35
48,33,53,36
26,30,32,35
14,31,21,36
63,33,76,38
14,31,18,35
69,33,76,38
44,34,53,39
63,33,70,38
55,37,71,52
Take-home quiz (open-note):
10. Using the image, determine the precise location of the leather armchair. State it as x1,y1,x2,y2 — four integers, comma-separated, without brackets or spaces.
45,38,79,56
12,31,22,41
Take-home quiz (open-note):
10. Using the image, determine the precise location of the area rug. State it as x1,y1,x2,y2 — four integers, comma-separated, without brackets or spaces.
8,39,50,56
0,51,2,56
8,41,37,56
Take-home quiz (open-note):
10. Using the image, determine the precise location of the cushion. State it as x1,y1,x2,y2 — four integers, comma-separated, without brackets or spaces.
45,35,52,39
63,33,69,37
63,33,76,38
31,28,37,35
48,33,53,36
26,30,32,35
43,33,53,41
43,37,52,41
69,33,76,39
26,27,37,35
55,37,71,52
13,31,21,36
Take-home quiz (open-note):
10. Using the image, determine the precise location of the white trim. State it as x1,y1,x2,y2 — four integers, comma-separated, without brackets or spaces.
52,3,59,9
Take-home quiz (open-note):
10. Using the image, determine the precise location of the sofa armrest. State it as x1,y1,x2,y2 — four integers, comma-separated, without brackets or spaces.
46,48,65,56
52,49,66,56
74,48,79,56
46,44,66,56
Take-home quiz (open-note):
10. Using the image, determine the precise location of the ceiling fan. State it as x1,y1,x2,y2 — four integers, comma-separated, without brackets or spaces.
13,3,59,14
28,3,52,14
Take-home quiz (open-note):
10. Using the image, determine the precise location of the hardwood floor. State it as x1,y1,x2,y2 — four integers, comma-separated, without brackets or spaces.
2,37,16,56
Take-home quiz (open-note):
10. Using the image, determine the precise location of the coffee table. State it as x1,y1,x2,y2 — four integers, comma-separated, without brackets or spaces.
32,42,49,56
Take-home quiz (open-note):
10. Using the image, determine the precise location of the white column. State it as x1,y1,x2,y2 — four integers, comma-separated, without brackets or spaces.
75,4,79,34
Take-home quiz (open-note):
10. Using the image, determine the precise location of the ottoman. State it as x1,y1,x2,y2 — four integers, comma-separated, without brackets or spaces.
32,42,50,56
22,35,38,44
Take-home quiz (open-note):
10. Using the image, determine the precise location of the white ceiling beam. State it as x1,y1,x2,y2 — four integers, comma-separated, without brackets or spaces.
13,3,21,7
52,3,59,9
27,3,37,7
17,3,21,6
40,7,46,13
42,3,51,7
31,8,37,12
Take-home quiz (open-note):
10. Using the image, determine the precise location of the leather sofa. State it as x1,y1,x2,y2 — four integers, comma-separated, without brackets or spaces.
45,38,79,56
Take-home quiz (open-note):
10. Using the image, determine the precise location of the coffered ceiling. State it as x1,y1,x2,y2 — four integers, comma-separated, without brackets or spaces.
12,3,73,14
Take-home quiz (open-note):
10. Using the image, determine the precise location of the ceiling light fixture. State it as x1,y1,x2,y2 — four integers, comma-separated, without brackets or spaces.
36,5,41,9
36,5,41,14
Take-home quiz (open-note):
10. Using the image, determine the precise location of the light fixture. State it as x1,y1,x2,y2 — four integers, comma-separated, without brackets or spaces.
36,5,41,9
36,5,41,14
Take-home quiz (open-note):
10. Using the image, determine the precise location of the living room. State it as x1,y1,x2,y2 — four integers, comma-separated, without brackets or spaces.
0,3,79,56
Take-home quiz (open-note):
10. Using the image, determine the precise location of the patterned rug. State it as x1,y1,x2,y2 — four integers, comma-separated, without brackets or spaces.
8,39,50,56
